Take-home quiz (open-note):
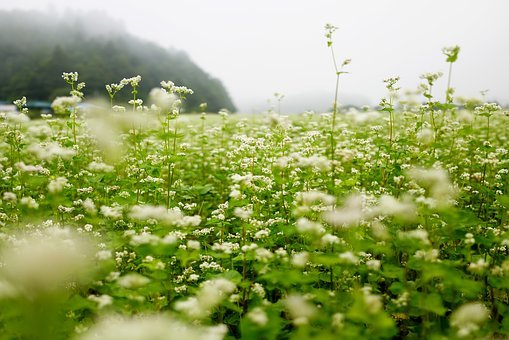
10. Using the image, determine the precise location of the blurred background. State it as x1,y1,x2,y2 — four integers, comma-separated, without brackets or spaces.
0,0,508,113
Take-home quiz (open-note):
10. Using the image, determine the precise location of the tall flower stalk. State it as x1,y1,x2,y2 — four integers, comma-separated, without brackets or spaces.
442,45,460,104
379,77,400,148
325,23,350,191
61,71,85,145
160,81,193,208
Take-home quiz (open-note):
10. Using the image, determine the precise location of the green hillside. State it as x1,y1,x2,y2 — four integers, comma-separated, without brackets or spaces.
0,10,236,112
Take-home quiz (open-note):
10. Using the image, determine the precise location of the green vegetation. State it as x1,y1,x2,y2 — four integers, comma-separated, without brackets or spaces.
0,21,508,340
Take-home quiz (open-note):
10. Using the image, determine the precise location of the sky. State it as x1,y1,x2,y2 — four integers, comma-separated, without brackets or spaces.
1,0,509,113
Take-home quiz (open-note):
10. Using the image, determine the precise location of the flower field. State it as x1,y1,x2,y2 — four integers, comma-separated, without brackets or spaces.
0,69,508,339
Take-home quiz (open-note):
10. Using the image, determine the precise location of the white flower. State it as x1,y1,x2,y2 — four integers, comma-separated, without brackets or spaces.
323,194,366,228
366,259,381,271
297,191,336,206
247,307,268,326
117,273,150,289
175,278,236,319
233,206,252,220
96,250,112,261
295,218,325,235
284,294,316,326
362,286,382,314
450,302,489,337
20,196,39,209
78,314,227,340
321,233,340,245
48,177,68,193
51,95,81,114
0,227,93,298
82,198,97,214
291,252,309,268
88,294,113,309
2,192,16,202
374,195,416,221
88,161,114,173
338,251,359,264
100,205,123,219
187,240,201,250
399,229,430,244
28,142,76,161
407,167,456,207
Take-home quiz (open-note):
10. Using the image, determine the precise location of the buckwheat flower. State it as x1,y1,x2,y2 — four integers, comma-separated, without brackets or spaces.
88,294,113,309
15,162,47,174
374,195,416,222
28,142,76,160
180,215,202,227
339,251,359,264
128,99,144,106
173,85,194,96
5,111,30,123
48,177,68,193
407,167,456,207
332,312,345,329
82,198,97,215
465,233,475,245
468,259,488,273
362,286,382,314
296,217,325,235
247,307,268,326
234,206,252,220
62,71,79,83
321,233,340,245
212,242,240,254
100,205,123,219
417,128,434,145
254,228,270,239
175,278,236,319
160,80,175,93
126,75,142,87
241,243,258,252
251,282,266,298
112,105,126,112
414,249,440,262
0,226,94,298
255,248,274,262
13,96,27,108
420,72,443,86
398,229,430,245
229,189,242,199
297,191,336,206
88,161,114,173
20,196,39,209
51,95,81,115
366,259,381,271
187,240,201,250
78,314,227,340
117,273,150,289
450,302,489,337
291,251,309,268
474,103,501,118
96,250,112,261
323,194,366,228
2,192,16,202
284,294,316,326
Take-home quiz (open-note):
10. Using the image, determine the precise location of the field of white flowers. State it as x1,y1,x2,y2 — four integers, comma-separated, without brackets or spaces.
1,29,508,338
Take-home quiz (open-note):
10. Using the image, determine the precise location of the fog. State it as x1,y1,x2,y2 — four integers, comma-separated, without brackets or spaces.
2,0,509,112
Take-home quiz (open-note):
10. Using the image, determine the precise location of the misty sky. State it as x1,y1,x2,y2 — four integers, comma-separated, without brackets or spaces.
2,0,509,112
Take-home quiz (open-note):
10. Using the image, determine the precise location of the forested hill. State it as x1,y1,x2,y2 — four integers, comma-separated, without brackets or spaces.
0,10,236,112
